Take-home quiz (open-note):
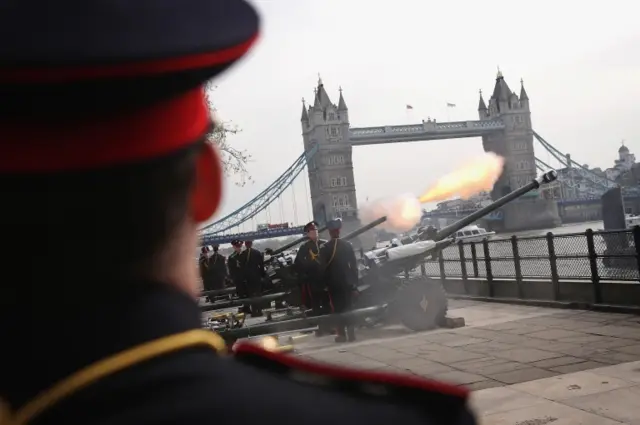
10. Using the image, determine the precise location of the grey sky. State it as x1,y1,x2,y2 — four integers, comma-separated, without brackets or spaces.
208,0,640,230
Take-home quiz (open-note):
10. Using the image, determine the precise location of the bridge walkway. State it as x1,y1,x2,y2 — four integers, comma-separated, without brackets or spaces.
288,299,640,424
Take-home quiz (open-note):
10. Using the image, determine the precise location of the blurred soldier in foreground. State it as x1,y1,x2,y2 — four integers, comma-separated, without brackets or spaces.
240,240,266,317
320,219,359,343
208,245,228,290
295,221,331,335
0,1,477,424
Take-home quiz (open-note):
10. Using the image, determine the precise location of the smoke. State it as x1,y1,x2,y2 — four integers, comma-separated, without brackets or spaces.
359,193,422,233
418,152,505,203
359,153,505,234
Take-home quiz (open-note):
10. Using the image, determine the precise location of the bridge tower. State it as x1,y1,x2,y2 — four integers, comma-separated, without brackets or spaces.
301,77,365,242
479,71,561,230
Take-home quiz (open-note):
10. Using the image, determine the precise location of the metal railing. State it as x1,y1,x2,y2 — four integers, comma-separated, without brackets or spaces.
415,227,640,303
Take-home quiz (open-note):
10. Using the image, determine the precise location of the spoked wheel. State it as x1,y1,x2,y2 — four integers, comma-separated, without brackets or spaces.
394,277,448,331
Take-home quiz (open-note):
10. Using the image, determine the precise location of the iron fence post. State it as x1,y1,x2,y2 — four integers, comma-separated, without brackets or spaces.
438,250,446,280
470,243,479,277
458,240,468,294
511,235,523,298
546,232,560,301
482,239,494,297
585,228,602,303
420,262,426,276
633,226,640,282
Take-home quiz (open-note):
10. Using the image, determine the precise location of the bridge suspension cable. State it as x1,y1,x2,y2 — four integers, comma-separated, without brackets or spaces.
533,131,618,190
199,145,318,235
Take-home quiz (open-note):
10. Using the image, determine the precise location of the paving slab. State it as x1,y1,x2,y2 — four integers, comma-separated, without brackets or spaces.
562,385,640,425
510,370,634,401
289,298,640,407
478,399,625,425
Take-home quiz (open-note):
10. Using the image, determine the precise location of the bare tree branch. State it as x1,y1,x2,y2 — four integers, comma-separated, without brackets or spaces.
205,82,253,187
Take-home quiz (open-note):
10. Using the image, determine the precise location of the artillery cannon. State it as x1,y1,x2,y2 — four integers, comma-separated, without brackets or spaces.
215,170,559,342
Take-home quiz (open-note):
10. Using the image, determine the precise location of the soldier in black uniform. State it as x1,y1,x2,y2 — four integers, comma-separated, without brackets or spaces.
199,246,210,288
240,240,266,317
228,239,248,313
295,221,331,335
208,245,228,290
0,2,478,424
320,218,360,342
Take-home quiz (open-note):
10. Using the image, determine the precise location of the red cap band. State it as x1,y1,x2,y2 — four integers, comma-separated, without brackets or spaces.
0,86,211,173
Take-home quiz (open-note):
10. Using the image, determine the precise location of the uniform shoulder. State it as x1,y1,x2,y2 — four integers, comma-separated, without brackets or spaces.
232,342,473,422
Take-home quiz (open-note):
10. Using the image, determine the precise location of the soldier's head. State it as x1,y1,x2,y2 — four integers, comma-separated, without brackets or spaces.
304,221,319,241
212,245,219,253
245,240,253,249
327,218,342,239
231,240,243,252
0,1,260,306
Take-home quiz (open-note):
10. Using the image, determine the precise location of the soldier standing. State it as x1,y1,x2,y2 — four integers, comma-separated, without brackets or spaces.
199,246,210,290
240,240,266,317
208,245,228,290
320,218,359,343
228,239,249,314
294,221,331,335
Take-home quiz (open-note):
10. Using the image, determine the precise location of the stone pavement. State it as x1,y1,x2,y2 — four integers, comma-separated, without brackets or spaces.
471,361,640,424
289,299,640,424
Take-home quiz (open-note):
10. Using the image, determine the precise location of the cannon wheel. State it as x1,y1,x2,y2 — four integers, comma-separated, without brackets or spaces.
395,277,448,332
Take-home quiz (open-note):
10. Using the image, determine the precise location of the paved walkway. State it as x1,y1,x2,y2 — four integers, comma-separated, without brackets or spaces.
289,299,640,424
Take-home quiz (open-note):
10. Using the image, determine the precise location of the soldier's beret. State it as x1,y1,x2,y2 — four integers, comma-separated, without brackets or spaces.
303,221,319,233
327,218,343,231
0,0,260,174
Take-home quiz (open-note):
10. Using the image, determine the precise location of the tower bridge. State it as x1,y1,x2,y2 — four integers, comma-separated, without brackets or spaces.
200,72,623,246
302,72,560,238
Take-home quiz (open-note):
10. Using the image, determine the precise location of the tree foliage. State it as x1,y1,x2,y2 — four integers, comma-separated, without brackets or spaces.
205,83,253,186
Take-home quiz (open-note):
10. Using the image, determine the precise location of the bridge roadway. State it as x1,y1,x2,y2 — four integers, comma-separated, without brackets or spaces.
349,119,505,146
283,299,640,424
201,225,305,246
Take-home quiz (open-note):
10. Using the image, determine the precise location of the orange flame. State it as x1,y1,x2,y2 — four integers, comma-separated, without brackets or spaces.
418,153,505,203
359,193,422,233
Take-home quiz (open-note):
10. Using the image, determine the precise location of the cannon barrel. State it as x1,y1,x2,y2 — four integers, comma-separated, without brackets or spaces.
270,225,328,256
434,170,558,241
270,216,386,255
217,304,387,341
338,216,387,243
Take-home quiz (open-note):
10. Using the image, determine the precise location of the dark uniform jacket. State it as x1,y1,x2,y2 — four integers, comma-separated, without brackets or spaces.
198,253,209,283
294,239,326,286
1,284,477,425
319,238,359,291
227,251,243,283
239,247,265,282
206,252,227,290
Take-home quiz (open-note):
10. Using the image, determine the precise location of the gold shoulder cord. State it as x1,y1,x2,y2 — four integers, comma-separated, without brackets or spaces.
326,240,338,267
309,241,320,262
0,329,227,425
